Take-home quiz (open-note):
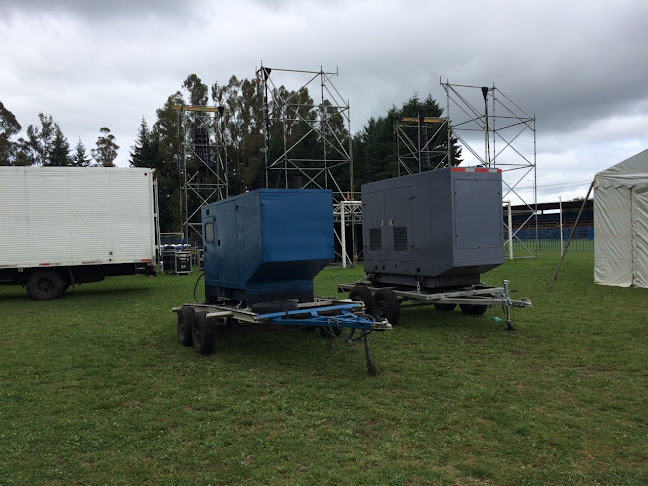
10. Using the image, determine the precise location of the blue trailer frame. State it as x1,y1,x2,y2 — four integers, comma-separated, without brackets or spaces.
173,298,392,375
176,189,392,375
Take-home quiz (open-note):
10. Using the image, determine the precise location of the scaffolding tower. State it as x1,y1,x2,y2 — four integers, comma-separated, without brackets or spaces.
395,116,451,175
173,104,229,243
441,81,538,258
256,64,358,266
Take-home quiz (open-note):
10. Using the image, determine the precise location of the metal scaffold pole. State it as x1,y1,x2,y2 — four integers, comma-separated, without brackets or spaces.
441,80,538,259
256,63,357,266
173,104,228,244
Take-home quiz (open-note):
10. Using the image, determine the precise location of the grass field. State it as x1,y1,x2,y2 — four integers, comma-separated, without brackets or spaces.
1,252,646,485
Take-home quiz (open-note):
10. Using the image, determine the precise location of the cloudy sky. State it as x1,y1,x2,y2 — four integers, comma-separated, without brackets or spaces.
2,0,647,204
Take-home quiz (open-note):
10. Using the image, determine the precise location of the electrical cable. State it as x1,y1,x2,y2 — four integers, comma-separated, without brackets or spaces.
193,272,205,301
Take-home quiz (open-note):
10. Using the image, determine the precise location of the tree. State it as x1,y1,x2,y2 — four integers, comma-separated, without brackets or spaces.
91,127,119,167
211,75,264,193
352,94,462,190
130,117,156,168
150,92,185,233
72,139,91,167
353,110,397,186
0,100,22,165
183,74,208,106
23,112,55,166
48,124,71,166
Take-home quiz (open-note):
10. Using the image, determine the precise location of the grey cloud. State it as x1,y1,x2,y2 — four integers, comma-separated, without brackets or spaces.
0,0,190,20
1,0,647,204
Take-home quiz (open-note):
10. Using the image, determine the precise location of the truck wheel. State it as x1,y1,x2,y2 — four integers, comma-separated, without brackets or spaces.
371,288,400,325
26,270,65,301
434,303,456,311
349,285,373,314
192,312,215,355
177,305,195,346
459,304,488,316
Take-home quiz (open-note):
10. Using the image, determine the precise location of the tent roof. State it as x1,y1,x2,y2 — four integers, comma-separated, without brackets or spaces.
594,148,648,189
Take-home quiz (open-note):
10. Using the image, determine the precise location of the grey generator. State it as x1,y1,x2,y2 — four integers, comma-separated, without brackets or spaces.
339,167,531,329
363,166,504,288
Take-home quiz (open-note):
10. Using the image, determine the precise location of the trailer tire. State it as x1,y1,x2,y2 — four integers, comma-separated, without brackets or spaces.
177,305,195,346
371,288,400,325
26,270,65,301
192,312,215,355
459,304,488,316
349,285,373,314
434,303,456,311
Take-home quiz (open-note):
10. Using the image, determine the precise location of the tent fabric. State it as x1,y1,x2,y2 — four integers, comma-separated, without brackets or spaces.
594,149,648,288
632,186,648,288
595,148,648,189
594,186,633,286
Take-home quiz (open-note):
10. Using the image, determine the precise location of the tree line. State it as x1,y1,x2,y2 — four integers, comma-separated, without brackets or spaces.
0,102,119,167
1,73,460,232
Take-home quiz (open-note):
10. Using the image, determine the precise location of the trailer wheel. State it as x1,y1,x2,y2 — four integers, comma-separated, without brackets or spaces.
192,312,215,355
349,285,373,314
434,303,457,311
26,270,65,301
459,304,488,316
177,305,195,347
371,288,400,325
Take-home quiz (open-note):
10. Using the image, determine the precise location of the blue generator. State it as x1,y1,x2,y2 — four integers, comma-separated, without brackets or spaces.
201,189,334,306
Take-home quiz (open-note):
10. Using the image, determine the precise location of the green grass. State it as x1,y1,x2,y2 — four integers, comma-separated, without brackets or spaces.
1,252,647,485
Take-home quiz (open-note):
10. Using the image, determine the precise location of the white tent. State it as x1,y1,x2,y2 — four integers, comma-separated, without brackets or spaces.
593,149,648,287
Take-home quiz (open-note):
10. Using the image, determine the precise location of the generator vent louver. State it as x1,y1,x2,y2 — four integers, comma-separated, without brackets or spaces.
369,228,382,252
393,227,408,252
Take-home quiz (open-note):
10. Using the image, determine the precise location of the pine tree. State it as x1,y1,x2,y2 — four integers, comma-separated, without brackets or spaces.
130,117,156,168
352,94,462,190
72,139,91,167
48,124,71,166
151,92,185,233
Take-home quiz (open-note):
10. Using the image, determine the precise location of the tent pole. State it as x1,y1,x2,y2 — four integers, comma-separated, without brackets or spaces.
547,181,595,292
559,196,564,255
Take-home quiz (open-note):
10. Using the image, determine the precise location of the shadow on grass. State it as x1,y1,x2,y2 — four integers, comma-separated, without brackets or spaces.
0,285,154,302
160,303,520,373
166,323,373,373
64,286,153,298
398,304,517,333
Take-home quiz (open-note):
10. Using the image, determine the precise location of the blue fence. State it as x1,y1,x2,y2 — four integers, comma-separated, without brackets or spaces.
505,227,594,252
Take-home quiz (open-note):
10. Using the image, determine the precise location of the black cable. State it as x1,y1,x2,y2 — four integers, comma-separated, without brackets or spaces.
193,272,205,302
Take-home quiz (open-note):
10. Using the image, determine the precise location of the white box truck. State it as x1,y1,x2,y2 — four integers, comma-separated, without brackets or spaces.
0,166,158,300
